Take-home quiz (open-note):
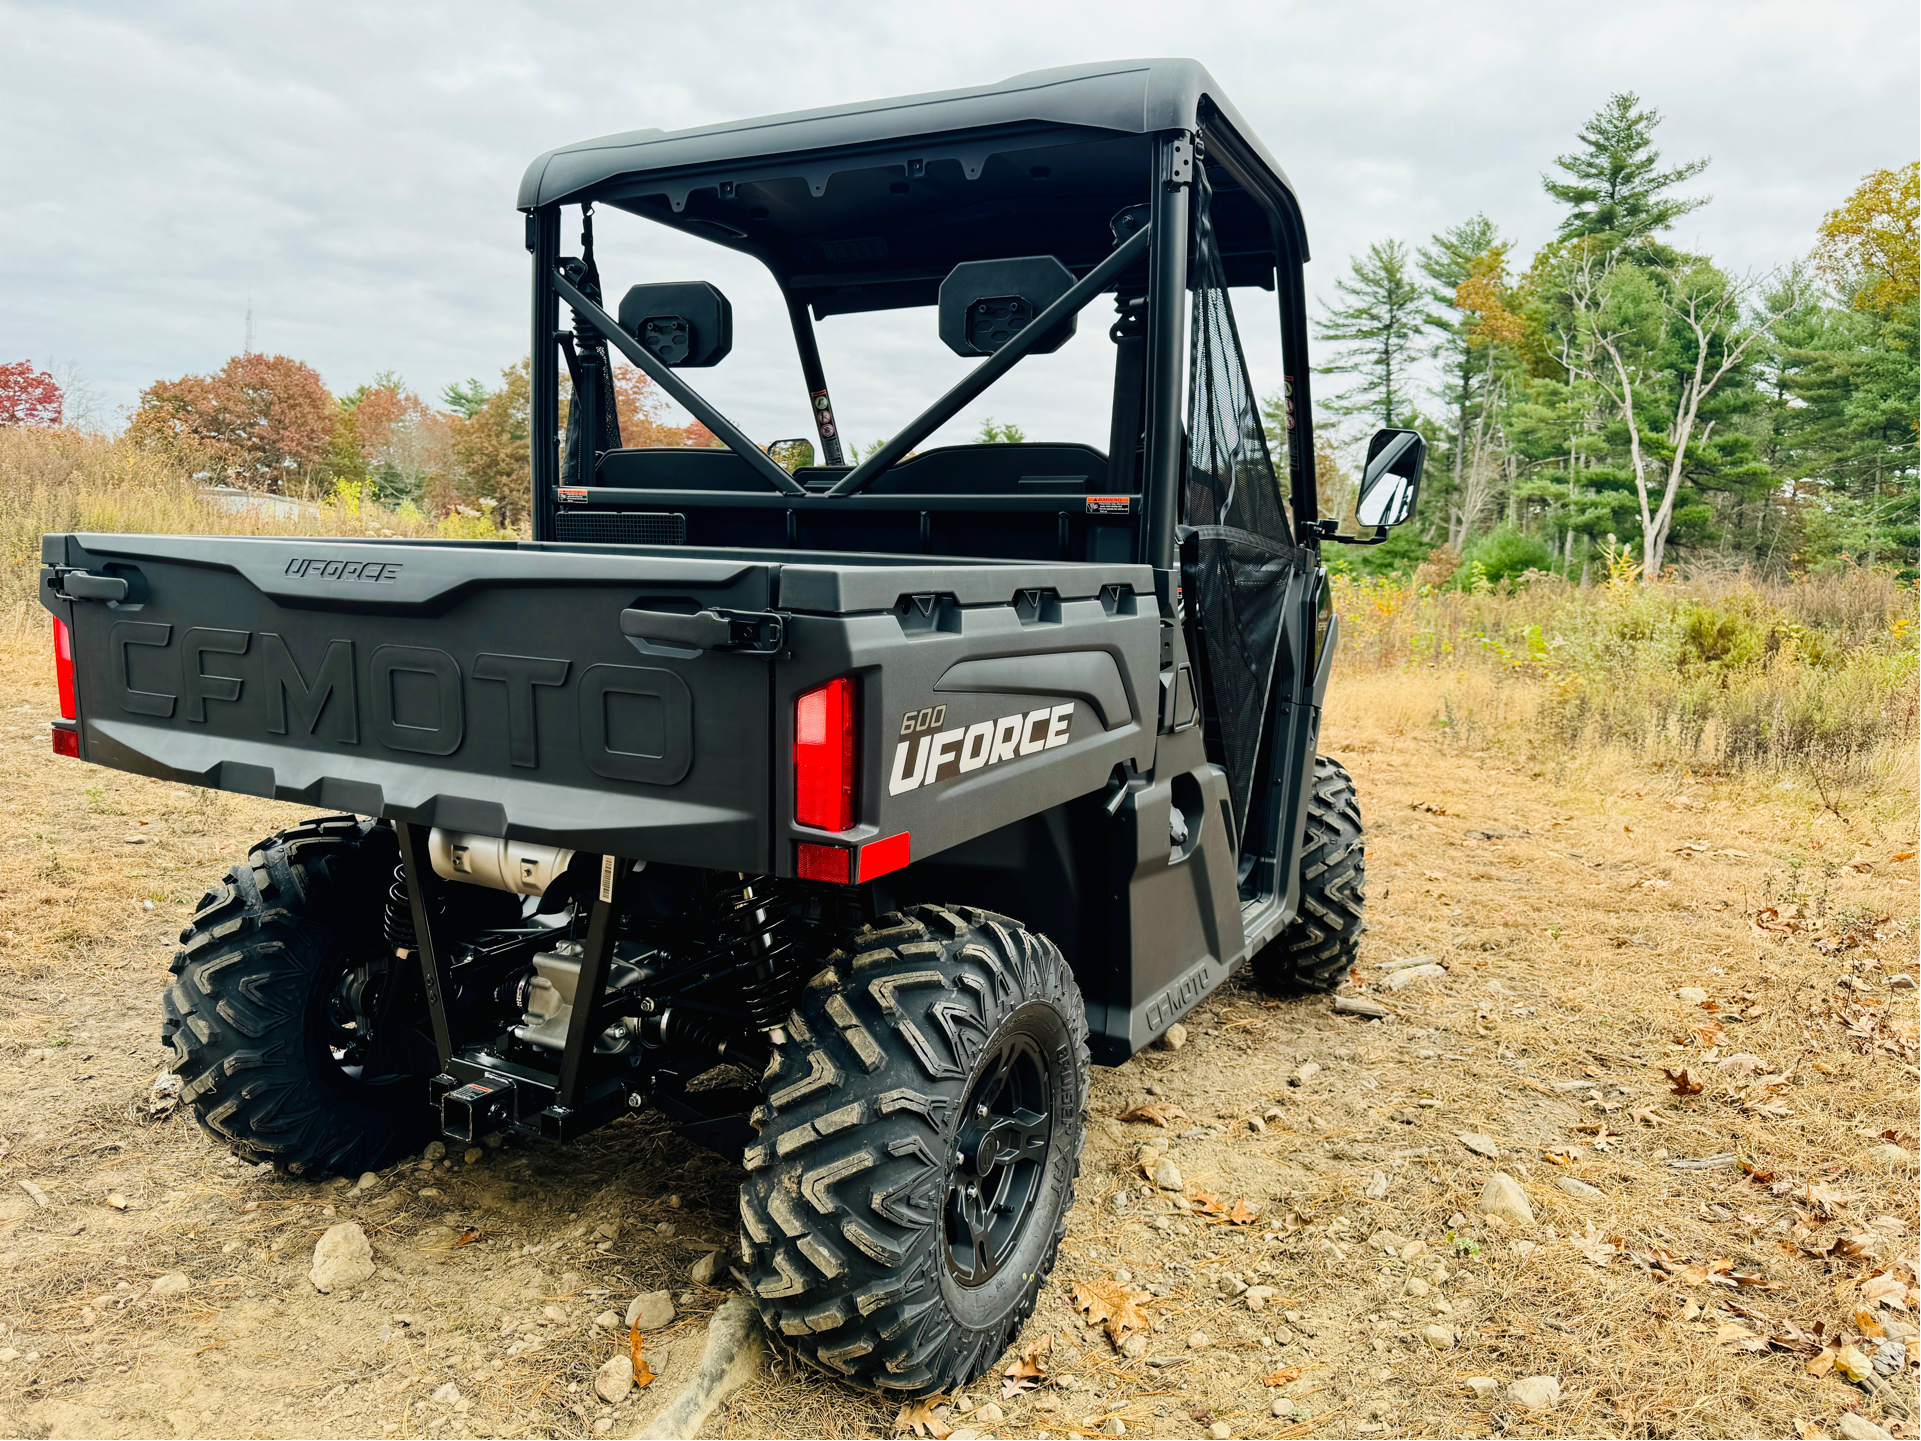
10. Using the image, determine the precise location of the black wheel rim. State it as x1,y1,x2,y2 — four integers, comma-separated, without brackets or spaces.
311,947,415,1092
944,1031,1053,1287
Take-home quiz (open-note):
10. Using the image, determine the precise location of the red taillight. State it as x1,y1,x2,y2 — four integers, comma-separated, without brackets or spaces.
53,618,76,720
794,676,856,831
51,725,79,758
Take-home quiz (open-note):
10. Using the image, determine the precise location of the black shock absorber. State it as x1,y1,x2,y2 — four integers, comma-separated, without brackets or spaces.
728,878,803,1033
382,864,416,953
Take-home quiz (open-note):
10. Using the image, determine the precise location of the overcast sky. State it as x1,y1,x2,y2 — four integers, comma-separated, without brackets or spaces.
2,0,1913,452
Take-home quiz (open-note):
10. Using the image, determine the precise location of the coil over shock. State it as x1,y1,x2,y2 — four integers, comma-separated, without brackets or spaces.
729,878,804,1033
382,864,416,952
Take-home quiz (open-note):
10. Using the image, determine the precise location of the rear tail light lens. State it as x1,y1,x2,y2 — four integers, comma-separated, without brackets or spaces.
53,618,76,719
794,676,856,831
51,726,79,759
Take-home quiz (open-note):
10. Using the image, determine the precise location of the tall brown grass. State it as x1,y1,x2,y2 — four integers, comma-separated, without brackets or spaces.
1,425,507,624
1329,552,1920,805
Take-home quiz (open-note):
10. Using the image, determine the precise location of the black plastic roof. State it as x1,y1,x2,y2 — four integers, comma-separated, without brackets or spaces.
517,60,1306,317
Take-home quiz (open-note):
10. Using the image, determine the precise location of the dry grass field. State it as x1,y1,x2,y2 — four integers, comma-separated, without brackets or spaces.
0,430,1915,1439
0,615,1914,1440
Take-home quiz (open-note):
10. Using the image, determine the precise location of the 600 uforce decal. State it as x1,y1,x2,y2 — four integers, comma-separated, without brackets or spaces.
888,702,1074,794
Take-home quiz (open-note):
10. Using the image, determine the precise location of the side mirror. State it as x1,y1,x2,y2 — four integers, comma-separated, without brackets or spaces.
1354,428,1425,529
938,256,1078,357
617,282,733,367
767,438,815,473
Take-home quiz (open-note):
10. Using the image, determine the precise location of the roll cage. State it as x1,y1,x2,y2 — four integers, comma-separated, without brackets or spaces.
517,59,1329,916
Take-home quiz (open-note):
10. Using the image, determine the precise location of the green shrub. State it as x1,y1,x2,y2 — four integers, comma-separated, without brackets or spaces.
1460,526,1557,586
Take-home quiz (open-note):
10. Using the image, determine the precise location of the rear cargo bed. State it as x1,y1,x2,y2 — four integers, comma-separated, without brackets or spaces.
42,534,1159,876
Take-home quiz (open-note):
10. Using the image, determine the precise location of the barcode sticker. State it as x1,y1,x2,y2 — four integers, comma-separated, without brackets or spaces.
599,854,616,903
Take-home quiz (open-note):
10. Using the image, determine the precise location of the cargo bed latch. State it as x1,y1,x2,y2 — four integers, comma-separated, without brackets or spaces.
619,606,784,653
49,568,129,603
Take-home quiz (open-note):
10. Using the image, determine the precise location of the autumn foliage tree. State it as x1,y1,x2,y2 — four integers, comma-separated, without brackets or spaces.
0,361,63,426
129,353,333,488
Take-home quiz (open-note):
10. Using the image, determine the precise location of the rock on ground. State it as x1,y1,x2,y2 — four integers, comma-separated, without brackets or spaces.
310,1222,376,1294
1507,1376,1562,1411
146,1273,191,1301
691,1250,719,1286
1457,1132,1501,1158
1837,1413,1894,1440
1674,987,1709,1004
1151,1158,1183,1191
1556,1176,1603,1198
594,1353,634,1404
627,1290,676,1331
1155,1023,1188,1051
1479,1172,1534,1226
1466,1376,1498,1399
635,1295,768,1440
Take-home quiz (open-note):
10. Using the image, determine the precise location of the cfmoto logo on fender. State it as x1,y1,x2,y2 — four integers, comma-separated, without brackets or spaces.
888,702,1073,795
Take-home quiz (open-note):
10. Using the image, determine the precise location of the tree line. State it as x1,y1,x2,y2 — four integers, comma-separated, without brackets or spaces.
1292,95,1918,582
0,352,715,530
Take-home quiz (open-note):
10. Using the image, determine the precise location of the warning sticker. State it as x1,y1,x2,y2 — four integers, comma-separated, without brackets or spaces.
558,486,588,505
1085,495,1133,515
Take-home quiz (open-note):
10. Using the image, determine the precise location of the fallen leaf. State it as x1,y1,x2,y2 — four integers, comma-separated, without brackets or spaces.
1070,1278,1156,1344
1575,1227,1623,1266
1630,1108,1665,1127
1118,1102,1187,1128
1001,1334,1052,1398
1891,851,1917,862
1663,1068,1704,1096
1853,1309,1886,1338
1262,1367,1304,1387
895,1398,951,1439
1806,1348,1837,1377
454,1226,482,1248
629,1326,656,1389
1801,1181,1861,1217
1717,1053,1768,1076
1712,1321,1769,1351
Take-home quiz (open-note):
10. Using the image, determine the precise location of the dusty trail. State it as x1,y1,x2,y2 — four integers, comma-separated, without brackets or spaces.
0,644,1914,1440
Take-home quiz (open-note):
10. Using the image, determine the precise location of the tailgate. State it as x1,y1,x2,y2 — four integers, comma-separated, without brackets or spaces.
42,533,775,870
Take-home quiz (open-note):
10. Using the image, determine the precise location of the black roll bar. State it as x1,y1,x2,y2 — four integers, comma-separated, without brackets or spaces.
1143,134,1191,571
824,221,1155,498
551,270,807,498
529,208,563,541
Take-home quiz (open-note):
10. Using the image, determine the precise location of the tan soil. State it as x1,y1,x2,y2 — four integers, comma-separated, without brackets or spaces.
0,633,1914,1440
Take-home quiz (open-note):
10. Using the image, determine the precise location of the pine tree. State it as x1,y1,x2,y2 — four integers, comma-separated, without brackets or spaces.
1419,215,1506,533
1544,93,1709,246
441,377,491,418
1316,239,1426,428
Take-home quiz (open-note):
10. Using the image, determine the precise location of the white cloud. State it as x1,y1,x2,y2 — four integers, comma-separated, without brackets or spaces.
1,0,1911,446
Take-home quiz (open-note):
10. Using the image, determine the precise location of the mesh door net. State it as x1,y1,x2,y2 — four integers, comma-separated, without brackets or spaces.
1181,168,1308,835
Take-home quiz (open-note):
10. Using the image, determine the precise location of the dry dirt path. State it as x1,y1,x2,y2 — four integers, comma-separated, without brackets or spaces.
0,644,1914,1440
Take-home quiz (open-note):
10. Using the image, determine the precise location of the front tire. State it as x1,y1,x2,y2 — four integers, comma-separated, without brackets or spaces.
1250,755,1366,994
163,815,436,1177
740,904,1088,1396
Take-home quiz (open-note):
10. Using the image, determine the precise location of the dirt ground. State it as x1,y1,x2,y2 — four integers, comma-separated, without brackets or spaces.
0,633,1915,1441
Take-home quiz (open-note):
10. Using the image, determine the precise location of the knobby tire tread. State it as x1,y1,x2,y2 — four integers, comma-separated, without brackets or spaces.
740,904,1089,1397
161,814,431,1178
1252,755,1366,994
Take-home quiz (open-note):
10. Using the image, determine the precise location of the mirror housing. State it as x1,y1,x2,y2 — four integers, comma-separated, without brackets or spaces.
938,255,1078,357
1354,427,1425,529
618,281,733,367
766,438,815,473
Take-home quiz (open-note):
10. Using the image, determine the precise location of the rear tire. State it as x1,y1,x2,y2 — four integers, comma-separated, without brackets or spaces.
1249,755,1365,994
740,904,1088,1397
163,815,436,1177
